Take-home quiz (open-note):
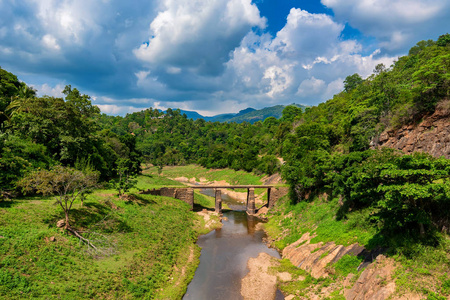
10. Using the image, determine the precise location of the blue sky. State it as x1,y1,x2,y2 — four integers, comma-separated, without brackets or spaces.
0,0,448,116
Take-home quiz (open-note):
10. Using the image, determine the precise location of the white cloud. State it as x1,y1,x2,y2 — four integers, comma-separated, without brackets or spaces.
321,0,450,52
263,65,294,97
33,0,104,44
42,34,60,51
225,8,396,105
1,0,442,116
134,0,266,76
96,104,143,115
33,83,65,98
297,77,326,96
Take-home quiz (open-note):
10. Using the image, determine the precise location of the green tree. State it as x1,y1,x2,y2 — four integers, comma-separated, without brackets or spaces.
18,166,98,230
343,73,363,92
436,33,450,47
110,158,137,197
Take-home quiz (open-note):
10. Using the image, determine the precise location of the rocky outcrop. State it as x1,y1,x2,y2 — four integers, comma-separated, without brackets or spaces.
282,233,365,279
375,107,450,158
344,255,396,300
282,233,399,300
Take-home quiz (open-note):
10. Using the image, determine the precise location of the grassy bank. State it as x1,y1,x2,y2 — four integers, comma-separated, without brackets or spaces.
0,173,216,299
145,165,266,186
264,194,450,298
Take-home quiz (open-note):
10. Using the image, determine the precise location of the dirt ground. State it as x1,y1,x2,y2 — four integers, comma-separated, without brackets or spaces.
241,252,280,300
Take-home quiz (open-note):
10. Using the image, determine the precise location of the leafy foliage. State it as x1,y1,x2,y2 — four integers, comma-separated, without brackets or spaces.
18,166,99,229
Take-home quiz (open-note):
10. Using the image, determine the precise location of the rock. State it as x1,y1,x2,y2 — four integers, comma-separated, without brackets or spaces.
277,272,292,282
344,254,396,300
285,295,295,300
257,207,269,216
241,253,280,300
50,236,56,242
282,233,367,279
56,219,65,228
375,106,450,159
343,273,355,287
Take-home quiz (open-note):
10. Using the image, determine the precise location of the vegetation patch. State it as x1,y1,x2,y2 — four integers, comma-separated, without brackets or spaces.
0,174,211,299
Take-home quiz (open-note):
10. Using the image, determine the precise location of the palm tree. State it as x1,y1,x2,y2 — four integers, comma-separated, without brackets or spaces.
5,85,36,117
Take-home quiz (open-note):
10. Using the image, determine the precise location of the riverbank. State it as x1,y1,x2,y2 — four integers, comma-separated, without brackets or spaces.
0,174,221,299
260,192,450,299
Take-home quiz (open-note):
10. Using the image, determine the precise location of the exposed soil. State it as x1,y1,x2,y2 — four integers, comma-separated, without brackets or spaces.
241,252,280,300
196,209,222,230
174,246,195,287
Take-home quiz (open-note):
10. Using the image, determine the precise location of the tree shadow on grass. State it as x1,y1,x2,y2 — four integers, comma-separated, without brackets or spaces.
43,201,132,233
140,174,154,179
0,200,16,209
122,193,157,206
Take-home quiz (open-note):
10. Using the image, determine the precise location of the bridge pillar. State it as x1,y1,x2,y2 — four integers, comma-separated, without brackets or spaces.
187,188,194,210
215,189,222,214
246,188,255,215
267,188,272,208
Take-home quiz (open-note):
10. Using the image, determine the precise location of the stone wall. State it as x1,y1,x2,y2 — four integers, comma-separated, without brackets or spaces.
268,187,289,208
141,188,194,209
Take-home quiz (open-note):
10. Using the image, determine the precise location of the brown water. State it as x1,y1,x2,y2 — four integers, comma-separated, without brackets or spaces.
183,189,283,300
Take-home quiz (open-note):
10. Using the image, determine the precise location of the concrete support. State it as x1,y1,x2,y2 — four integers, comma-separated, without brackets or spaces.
186,188,194,210
246,188,255,215
267,188,272,209
247,215,256,234
215,189,222,213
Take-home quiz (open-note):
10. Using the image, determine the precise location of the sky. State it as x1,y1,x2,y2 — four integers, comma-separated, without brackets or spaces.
1,0,449,116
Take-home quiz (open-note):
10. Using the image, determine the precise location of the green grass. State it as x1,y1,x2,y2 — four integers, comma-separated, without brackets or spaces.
145,164,284,197
272,259,334,298
0,173,212,299
332,254,363,278
146,165,266,186
393,239,450,297
134,173,185,190
265,192,450,299
265,195,377,250
144,165,276,197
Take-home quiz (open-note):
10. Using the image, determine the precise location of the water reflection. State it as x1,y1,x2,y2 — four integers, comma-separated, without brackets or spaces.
184,209,280,300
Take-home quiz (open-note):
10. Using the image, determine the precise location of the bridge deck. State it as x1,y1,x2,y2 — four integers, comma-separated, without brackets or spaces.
190,185,274,189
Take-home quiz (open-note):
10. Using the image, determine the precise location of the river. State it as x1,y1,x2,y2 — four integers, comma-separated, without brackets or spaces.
183,189,284,300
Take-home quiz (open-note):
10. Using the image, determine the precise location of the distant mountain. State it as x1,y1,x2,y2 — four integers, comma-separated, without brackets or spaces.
209,107,257,122
225,104,306,124
176,110,205,120
169,104,307,123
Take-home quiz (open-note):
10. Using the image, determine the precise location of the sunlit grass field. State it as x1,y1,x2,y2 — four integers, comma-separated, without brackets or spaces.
0,173,215,299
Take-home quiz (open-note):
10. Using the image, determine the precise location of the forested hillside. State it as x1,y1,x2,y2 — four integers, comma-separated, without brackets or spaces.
0,72,141,197
98,33,450,249
1,33,449,246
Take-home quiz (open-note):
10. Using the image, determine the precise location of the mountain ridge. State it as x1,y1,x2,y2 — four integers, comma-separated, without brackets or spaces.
170,104,307,123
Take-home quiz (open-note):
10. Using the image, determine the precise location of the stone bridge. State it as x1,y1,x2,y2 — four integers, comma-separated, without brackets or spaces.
141,185,288,215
